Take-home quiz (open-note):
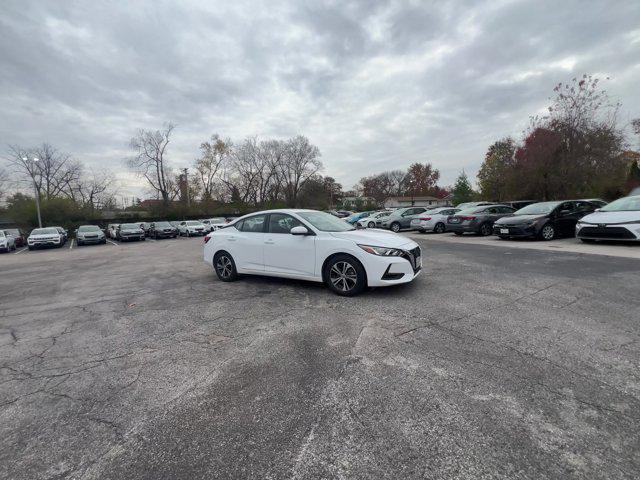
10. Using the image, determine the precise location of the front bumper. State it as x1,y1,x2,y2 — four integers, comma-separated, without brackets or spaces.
493,224,537,238
365,246,422,287
78,236,104,244
28,239,61,247
188,230,206,236
155,230,177,238
576,223,640,241
120,234,145,241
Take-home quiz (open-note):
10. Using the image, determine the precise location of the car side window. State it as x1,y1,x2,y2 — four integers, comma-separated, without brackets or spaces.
575,201,593,212
238,215,266,233
414,208,426,214
498,206,513,213
268,214,302,234
486,207,499,214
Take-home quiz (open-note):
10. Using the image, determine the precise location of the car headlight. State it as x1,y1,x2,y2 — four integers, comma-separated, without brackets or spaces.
358,244,404,256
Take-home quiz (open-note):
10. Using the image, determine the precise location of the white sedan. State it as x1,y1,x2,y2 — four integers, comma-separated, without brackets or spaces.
203,209,422,296
410,207,460,233
576,194,640,242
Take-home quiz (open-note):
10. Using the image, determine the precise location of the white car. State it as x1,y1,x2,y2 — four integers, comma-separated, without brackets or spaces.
576,194,640,242
178,220,207,237
201,217,228,232
356,211,392,229
410,207,460,233
0,230,16,252
203,209,422,296
27,227,63,250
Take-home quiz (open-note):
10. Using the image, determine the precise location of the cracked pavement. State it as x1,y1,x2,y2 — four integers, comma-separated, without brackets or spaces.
1,236,639,479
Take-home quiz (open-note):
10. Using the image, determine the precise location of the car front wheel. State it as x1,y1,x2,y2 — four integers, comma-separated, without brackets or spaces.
540,223,555,241
324,255,366,297
367,221,375,228
214,251,238,282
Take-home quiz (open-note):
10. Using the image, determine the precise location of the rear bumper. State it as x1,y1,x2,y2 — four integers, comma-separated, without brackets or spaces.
446,223,477,233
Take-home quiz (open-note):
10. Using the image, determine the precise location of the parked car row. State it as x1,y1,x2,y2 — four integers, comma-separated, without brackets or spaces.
343,194,639,243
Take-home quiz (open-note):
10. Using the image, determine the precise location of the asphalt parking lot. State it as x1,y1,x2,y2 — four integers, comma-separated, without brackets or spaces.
1,235,639,479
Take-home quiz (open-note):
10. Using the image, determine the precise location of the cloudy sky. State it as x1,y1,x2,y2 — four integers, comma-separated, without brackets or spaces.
1,0,639,198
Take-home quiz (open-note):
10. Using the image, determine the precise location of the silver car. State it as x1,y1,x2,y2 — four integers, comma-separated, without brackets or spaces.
380,207,429,232
410,207,460,233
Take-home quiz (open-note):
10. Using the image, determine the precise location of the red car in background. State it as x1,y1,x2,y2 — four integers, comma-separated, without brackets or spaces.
2,229,26,248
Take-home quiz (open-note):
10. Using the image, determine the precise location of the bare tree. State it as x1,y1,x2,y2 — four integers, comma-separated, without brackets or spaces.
277,135,322,207
0,167,8,201
195,134,231,201
6,143,81,200
71,169,117,210
128,123,175,206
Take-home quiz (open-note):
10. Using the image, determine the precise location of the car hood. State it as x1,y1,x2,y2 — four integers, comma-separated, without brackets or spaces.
329,229,416,248
495,214,544,224
579,210,640,224
29,233,59,239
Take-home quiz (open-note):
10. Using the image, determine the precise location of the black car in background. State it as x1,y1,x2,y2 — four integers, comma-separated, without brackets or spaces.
493,200,598,240
447,205,516,236
149,221,178,239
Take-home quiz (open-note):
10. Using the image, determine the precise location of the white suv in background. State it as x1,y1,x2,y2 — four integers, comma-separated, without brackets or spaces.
203,209,422,296
27,227,63,250
178,220,207,237
411,207,460,233
0,230,16,252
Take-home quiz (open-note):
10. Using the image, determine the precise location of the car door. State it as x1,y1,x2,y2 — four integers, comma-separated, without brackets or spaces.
263,213,316,277
401,208,422,227
554,202,577,235
233,214,266,271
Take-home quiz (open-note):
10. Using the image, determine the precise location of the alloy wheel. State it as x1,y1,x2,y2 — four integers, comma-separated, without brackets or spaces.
435,223,445,233
542,225,555,240
329,261,358,292
391,223,400,233
368,221,375,228
216,256,233,279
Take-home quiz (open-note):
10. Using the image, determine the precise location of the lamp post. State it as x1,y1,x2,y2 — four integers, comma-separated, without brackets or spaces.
22,156,42,228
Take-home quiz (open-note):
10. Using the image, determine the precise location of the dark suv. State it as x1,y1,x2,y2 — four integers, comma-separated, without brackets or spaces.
447,205,515,236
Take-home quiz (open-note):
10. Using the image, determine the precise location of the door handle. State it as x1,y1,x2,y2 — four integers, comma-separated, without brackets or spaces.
228,236,236,242
264,239,275,245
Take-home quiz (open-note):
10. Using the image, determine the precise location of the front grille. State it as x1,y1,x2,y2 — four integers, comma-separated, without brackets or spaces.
579,226,635,239
401,246,422,272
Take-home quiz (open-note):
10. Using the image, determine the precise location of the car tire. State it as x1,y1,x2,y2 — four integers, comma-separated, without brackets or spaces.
214,251,239,282
323,254,366,297
434,222,446,234
580,238,596,243
367,221,375,228
390,222,401,233
454,232,464,236
539,223,555,241
77,240,82,246
479,223,492,236
141,237,145,241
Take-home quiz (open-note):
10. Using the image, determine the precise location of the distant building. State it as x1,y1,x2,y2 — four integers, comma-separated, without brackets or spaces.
340,196,376,209
384,195,449,209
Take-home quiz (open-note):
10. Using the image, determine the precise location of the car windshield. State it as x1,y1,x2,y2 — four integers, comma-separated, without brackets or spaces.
600,195,640,212
155,221,172,228
31,228,59,235
120,223,139,229
4,229,19,236
514,201,561,215
297,211,356,232
186,221,203,226
78,226,101,232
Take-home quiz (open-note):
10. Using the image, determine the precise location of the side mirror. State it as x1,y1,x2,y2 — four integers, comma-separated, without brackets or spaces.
595,208,601,212
290,226,309,236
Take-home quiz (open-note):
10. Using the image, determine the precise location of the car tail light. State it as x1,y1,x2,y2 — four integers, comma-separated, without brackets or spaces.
461,216,476,221
419,217,431,221
203,235,211,244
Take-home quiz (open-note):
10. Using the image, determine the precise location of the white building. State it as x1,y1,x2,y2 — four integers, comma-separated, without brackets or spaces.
383,195,450,209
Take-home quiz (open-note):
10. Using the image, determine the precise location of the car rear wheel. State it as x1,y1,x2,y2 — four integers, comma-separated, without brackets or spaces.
324,255,366,297
434,222,446,234
214,251,238,282
390,222,401,233
479,223,492,236
540,223,555,241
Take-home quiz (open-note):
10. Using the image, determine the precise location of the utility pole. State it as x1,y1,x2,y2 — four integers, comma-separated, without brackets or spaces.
23,156,42,228
183,168,190,208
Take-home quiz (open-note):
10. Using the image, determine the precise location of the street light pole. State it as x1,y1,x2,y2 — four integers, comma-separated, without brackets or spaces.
23,156,42,228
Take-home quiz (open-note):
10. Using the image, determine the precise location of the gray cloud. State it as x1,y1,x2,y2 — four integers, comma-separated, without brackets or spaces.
1,0,638,196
